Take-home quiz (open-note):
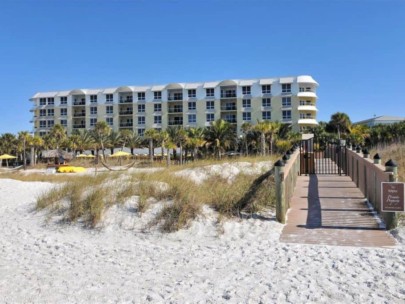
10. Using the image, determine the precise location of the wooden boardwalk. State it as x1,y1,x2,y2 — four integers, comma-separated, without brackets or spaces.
280,175,397,248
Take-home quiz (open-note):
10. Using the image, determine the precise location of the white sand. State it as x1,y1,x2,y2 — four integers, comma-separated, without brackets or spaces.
175,161,273,184
1,177,405,303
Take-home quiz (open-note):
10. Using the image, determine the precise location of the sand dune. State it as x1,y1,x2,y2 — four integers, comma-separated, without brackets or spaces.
0,177,404,303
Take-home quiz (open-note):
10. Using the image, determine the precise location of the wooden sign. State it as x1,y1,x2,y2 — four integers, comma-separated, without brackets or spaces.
381,182,405,212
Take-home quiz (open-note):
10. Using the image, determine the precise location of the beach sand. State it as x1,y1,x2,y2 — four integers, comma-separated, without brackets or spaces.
0,170,404,303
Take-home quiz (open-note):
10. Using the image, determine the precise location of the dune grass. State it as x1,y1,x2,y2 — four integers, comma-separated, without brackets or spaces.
370,142,405,182
35,160,276,231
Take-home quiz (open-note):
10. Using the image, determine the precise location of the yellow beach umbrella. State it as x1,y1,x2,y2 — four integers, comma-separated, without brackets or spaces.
0,154,16,160
76,154,88,158
86,154,95,158
109,151,131,157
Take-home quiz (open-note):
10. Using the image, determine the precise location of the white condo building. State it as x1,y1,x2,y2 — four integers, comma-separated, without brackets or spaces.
30,75,318,136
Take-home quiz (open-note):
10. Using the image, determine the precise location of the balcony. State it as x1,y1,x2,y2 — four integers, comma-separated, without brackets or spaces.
220,105,237,111
73,101,86,106
73,124,86,129
224,118,237,124
220,90,236,98
298,118,318,126
119,110,133,115
119,98,133,104
168,119,183,126
168,95,183,101
73,112,86,117
297,91,317,98
120,123,133,127
168,107,183,113
297,105,318,112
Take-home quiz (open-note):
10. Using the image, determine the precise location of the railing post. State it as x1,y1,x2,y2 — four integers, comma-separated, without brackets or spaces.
275,159,286,224
385,159,399,229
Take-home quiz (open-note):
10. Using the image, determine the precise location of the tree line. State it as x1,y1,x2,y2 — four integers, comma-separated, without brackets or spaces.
309,112,405,147
0,119,300,167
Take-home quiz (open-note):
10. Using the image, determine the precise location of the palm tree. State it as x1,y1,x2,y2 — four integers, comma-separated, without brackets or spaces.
0,133,17,167
49,124,67,150
186,127,206,160
144,129,159,163
205,119,235,159
17,131,31,169
240,122,253,156
92,121,111,160
167,126,188,164
70,129,93,154
266,121,281,156
158,130,174,166
30,135,44,166
328,112,351,139
120,130,142,155
349,124,370,146
254,121,270,156
107,131,122,154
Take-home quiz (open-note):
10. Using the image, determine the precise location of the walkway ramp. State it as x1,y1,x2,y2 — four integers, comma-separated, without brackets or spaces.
280,175,397,248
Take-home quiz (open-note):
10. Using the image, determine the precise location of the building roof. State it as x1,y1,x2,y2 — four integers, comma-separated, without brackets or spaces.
354,115,405,125
30,75,318,99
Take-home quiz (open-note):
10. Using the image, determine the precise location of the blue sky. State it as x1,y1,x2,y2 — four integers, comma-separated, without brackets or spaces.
0,0,404,134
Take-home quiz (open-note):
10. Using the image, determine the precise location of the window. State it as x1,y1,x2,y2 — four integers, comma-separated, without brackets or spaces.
282,110,292,121
262,85,271,94
206,113,214,122
47,109,54,116
138,128,145,136
106,105,113,114
138,104,145,113
154,116,162,124
47,97,54,105
282,84,291,93
242,86,251,95
262,98,271,107
106,117,113,126
61,119,67,127
282,97,291,107
90,118,97,126
138,92,145,101
154,103,162,112
60,108,67,116
90,106,97,115
188,101,196,110
243,112,251,121
262,111,271,120
138,116,145,125
40,109,46,116
60,97,67,104
154,91,162,100
39,98,46,105
206,100,214,110
39,131,46,137
106,94,113,103
40,121,46,128
47,120,54,127
90,95,97,103
188,89,196,98
188,114,196,123
206,88,214,97
242,99,251,108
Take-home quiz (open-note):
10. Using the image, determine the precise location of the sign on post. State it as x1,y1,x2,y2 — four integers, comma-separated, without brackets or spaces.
381,182,405,212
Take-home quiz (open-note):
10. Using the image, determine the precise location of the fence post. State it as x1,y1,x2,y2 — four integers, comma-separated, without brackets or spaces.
385,159,399,229
275,159,286,224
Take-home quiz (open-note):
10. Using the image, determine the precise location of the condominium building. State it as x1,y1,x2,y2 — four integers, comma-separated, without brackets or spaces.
29,75,318,137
